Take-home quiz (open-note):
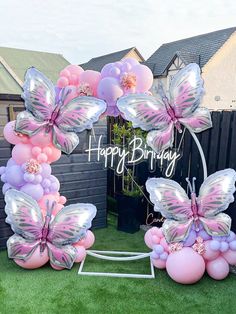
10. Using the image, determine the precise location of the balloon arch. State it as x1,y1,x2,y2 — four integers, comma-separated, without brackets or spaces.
1,58,236,284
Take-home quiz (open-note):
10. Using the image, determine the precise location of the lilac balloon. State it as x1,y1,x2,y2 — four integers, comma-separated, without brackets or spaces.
20,183,44,201
227,231,235,242
220,242,229,253
1,173,6,183
44,188,50,194
41,163,52,178
7,158,16,167
122,58,139,67
34,174,42,184
160,252,168,261
98,77,123,102
50,176,60,192
229,241,236,251
2,183,12,194
5,165,24,187
109,66,121,78
151,251,159,259
0,166,6,175
154,244,164,254
101,63,114,78
183,230,196,246
42,178,51,188
197,230,211,241
210,240,221,251
23,173,35,183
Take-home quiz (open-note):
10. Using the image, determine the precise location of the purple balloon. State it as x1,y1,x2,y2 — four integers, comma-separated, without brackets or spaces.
42,178,51,188
210,240,221,251
0,166,6,175
220,242,229,253
227,231,235,242
2,183,12,194
20,183,44,201
154,244,164,254
183,230,196,246
151,251,159,259
109,66,121,78
197,230,211,241
23,173,35,183
229,240,236,251
101,63,114,78
34,174,42,184
41,163,52,178
1,173,7,183
160,252,168,261
5,165,24,187
7,158,16,167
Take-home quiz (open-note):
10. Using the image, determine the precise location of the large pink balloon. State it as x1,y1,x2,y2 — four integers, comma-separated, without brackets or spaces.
222,249,236,265
152,258,166,269
14,246,49,269
80,70,101,96
144,230,154,249
75,246,86,263
65,64,84,76
30,131,52,147
166,247,205,284
3,121,29,145
98,77,123,102
132,64,153,92
12,143,33,164
206,256,229,280
203,240,220,261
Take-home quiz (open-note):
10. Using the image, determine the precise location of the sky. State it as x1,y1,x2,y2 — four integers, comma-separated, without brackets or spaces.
0,0,236,64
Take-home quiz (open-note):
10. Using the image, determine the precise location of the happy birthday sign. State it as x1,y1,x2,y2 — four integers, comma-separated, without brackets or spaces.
85,135,181,177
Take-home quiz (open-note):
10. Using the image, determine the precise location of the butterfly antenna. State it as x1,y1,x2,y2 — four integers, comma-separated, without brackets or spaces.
185,177,193,194
192,177,196,194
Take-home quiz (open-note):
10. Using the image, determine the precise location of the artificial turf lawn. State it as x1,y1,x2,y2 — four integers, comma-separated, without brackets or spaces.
0,215,236,314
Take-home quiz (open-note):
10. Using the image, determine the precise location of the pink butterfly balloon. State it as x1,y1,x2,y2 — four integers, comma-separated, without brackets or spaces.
5,189,97,269
15,67,106,154
117,63,212,154
146,169,236,243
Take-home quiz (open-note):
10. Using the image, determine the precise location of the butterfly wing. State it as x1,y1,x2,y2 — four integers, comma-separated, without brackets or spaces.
169,63,204,118
47,203,97,246
197,169,236,236
199,214,232,237
197,169,236,217
15,111,47,136
52,125,79,154
178,107,212,133
55,94,106,133
5,189,43,240
146,123,174,154
146,178,192,220
7,234,40,261
22,67,56,120
116,93,171,131
162,218,193,243
47,242,77,269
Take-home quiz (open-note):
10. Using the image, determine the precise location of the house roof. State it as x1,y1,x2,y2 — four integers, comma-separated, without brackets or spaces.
0,47,70,95
80,47,144,71
146,27,236,77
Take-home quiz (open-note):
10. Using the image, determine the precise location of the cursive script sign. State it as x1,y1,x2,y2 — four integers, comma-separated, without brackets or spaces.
85,135,181,177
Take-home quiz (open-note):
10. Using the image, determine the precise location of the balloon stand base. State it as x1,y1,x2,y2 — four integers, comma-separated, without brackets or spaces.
78,250,155,279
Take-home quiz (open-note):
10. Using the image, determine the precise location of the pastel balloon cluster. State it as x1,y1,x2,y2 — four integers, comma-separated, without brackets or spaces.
1,120,96,269
57,64,101,97
98,58,153,117
145,227,236,284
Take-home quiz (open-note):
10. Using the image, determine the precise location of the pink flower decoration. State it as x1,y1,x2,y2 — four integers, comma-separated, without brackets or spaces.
192,236,205,255
120,73,136,90
169,242,183,252
77,83,93,96
26,159,40,174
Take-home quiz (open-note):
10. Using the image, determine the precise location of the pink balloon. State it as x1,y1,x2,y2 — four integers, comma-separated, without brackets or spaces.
222,249,236,265
150,227,159,236
14,246,49,269
38,194,60,216
152,258,166,269
57,76,69,88
47,145,61,163
80,70,101,96
98,77,123,102
37,153,48,163
59,196,67,205
65,64,84,76
32,146,42,157
3,121,29,144
206,256,229,280
74,246,86,263
152,235,160,244
166,247,205,284
59,69,71,79
74,230,95,249
12,143,33,164
69,74,79,85
50,263,65,271
132,64,153,92
144,231,153,249
203,240,220,261
30,131,52,147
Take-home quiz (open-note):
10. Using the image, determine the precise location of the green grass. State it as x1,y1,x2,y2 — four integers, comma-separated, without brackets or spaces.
0,215,236,314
